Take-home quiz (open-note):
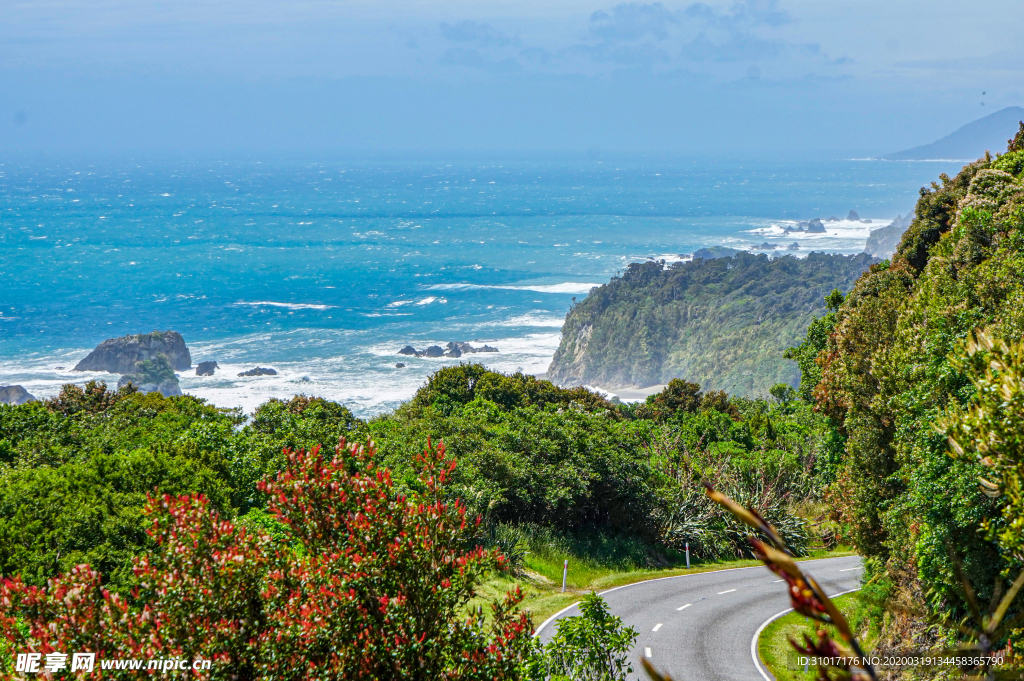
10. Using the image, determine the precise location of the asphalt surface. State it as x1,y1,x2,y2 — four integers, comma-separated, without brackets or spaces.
536,555,862,681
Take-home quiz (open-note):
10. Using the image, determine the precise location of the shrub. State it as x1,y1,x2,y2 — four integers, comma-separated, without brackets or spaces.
0,438,537,680
539,592,637,681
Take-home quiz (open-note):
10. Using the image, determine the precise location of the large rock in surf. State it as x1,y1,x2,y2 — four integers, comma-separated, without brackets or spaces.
806,218,826,233
75,331,191,373
847,210,860,221
196,361,219,376
238,366,278,377
421,346,445,358
0,385,36,405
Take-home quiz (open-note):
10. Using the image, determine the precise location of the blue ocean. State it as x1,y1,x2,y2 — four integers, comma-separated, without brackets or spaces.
0,157,964,416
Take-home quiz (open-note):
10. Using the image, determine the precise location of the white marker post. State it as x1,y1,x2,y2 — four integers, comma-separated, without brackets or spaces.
561,560,568,593
685,542,690,569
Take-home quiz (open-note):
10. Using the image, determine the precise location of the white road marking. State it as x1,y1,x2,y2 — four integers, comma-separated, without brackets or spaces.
718,589,736,594
645,647,652,658
839,567,861,572
774,579,784,582
652,623,663,632
677,603,691,611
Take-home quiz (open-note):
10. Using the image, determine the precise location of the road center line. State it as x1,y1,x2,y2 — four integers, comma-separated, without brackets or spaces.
676,603,691,611
718,589,736,594
773,579,784,582
652,623,663,632
644,647,652,658
838,567,861,572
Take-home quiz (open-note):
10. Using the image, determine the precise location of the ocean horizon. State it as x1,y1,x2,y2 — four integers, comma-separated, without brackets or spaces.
0,156,966,416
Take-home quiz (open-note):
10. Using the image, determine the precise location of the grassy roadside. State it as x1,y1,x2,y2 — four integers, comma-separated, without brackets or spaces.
758,591,878,681
472,546,855,631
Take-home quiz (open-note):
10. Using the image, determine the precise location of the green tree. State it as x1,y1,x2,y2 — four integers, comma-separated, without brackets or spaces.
541,592,637,681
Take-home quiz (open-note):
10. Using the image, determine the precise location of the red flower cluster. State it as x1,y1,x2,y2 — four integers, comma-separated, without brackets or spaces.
1,438,536,680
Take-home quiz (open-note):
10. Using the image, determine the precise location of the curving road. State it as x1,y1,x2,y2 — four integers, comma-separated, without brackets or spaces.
535,555,862,681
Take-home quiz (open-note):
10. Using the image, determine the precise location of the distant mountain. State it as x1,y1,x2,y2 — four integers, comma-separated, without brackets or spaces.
884,106,1024,160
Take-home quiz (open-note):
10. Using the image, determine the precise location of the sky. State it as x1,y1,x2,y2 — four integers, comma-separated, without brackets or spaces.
1,0,1022,158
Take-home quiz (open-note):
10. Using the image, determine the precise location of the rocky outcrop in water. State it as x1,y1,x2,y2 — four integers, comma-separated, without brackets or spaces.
238,367,278,377
196,361,219,376
0,385,36,405
397,342,500,358
74,331,191,374
806,218,826,233
847,209,860,221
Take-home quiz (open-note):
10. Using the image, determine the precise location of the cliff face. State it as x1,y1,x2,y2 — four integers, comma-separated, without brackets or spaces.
74,331,192,373
547,252,875,396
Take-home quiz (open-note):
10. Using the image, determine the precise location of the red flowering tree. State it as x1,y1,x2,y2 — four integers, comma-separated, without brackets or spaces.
1,438,538,680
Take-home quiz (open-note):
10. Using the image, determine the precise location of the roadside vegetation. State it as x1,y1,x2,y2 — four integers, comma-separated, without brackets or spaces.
754,123,1024,679
759,589,886,681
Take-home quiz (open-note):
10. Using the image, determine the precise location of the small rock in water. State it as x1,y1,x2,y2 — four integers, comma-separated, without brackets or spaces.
847,209,860,221
787,242,801,250
237,366,278,377
298,376,312,383
399,342,499,358
196,361,219,376
395,362,406,368
55,366,65,370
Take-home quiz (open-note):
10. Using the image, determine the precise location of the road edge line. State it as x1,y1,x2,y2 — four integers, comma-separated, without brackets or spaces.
533,564,765,638
533,556,853,637
751,587,860,681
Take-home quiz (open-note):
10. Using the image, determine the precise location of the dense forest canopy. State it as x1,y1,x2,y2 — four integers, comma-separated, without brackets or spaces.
547,251,874,396
800,123,1024,651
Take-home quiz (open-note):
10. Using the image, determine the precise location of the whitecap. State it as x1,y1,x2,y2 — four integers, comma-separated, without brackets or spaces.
234,301,334,311
427,282,600,295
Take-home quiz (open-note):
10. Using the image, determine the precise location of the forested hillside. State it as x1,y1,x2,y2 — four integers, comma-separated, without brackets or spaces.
792,122,1024,660
547,251,874,396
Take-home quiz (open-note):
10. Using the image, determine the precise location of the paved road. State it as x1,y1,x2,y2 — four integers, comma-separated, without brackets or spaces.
536,555,862,681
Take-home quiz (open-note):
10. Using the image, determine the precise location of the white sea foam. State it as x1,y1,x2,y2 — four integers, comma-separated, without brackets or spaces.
1,322,567,418
427,282,600,295
234,301,334,311
485,313,565,328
